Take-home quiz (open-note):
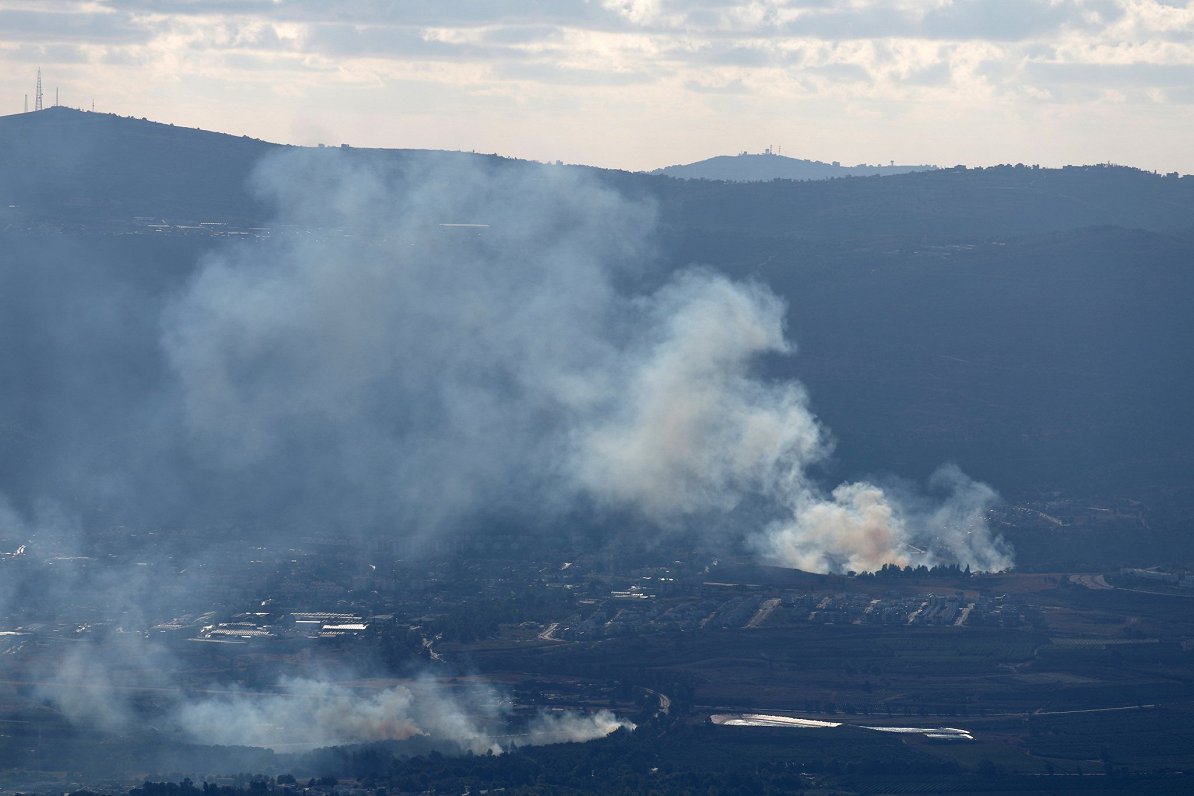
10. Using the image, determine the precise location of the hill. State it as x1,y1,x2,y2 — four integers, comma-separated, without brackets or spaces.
0,107,498,223
0,106,280,222
652,151,936,181
1,108,1193,565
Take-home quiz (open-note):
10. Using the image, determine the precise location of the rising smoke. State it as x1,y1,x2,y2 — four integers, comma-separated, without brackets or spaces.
0,148,1011,572
157,148,1010,571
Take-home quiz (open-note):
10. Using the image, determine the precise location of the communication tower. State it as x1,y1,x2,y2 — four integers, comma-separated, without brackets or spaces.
35,68,43,111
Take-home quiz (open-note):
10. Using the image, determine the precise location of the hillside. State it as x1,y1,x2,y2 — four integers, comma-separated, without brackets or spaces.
0,107,280,222
1,108,1193,565
628,161,1194,252
652,151,936,182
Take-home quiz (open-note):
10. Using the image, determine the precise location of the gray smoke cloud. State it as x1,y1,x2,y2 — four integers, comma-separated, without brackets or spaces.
31,636,179,735
154,148,1010,572
34,643,139,734
522,708,634,746
174,675,632,754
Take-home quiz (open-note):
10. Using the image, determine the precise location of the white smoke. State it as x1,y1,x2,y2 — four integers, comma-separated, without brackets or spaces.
32,657,635,754
761,481,908,574
174,675,633,754
573,271,825,521
522,708,632,745
754,464,1012,573
157,149,1011,572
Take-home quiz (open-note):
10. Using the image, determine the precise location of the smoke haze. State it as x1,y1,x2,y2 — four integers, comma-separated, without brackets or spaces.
0,148,1011,573
30,652,633,756
175,675,633,754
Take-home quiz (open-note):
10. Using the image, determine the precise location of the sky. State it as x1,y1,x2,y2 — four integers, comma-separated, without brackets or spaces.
2,0,1193,173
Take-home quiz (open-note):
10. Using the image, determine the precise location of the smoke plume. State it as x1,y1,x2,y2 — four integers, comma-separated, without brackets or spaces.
152,149,1010,570
755,464,1012,573
0,149,1012,579
174,675,632,754
30,652,633,756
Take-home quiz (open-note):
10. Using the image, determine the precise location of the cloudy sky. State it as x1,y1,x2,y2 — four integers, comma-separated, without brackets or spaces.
3,0,1193,172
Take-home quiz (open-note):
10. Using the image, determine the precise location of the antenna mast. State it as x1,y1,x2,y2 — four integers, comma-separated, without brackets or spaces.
35,68,43,111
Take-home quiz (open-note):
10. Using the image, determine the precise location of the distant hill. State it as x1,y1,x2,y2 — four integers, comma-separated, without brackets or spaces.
652,151,936,182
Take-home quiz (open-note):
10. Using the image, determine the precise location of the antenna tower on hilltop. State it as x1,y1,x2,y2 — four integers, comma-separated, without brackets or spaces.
35,68,43,111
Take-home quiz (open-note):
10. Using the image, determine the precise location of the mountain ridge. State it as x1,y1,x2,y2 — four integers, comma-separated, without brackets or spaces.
3,107,1192,239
